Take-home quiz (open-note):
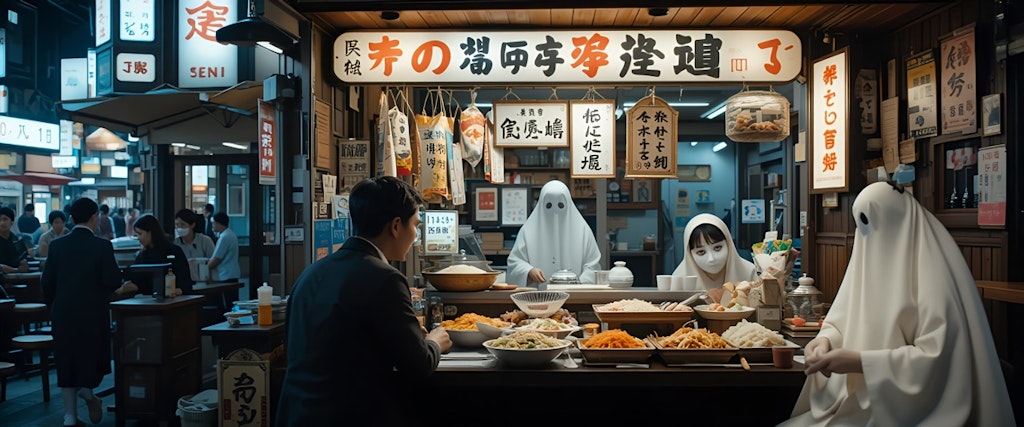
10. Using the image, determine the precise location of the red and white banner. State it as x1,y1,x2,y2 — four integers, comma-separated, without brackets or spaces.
258,100,276,185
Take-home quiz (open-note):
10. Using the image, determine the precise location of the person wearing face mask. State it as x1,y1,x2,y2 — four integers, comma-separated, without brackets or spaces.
507,180,602,288
671,213,757,298
173,209,215,259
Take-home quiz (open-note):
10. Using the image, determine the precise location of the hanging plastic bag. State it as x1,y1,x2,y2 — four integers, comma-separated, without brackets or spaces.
389,107,413,176
377,91,396,177
415,112,450,203
483,109,504,183
459,106,485,168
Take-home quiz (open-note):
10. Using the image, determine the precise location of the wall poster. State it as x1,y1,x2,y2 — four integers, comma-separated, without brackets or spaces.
939,25,977,135
906,50,938,138
569,100,615,178
978,145,1006,227
810,48,849,193
500,186,529,226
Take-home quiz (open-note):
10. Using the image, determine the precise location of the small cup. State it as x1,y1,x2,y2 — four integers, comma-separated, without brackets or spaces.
594,270,610,286
772,346,795,369
656,275,672,290
683,276,698,289
670,276,684,291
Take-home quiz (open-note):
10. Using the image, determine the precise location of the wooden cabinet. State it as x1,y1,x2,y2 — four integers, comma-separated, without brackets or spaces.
111,295,204,427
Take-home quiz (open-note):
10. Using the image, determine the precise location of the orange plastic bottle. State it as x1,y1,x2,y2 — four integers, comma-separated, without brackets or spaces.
257,283,273,326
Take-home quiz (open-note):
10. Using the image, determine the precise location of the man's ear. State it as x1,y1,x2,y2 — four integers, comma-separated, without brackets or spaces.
389,217,403,238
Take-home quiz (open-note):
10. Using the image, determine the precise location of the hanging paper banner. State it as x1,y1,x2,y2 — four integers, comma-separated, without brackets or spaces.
906,50,938,138
258,100,276,185
493,101,568,147
625,95,677,178
569,100,615,178
939,25,977,135
977,145,1005,227
811,48,849,193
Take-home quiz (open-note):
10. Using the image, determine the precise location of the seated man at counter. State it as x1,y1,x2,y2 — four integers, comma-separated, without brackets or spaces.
783,182,1015,426
277,176,451,426
507,180,601,288
0,207,29,273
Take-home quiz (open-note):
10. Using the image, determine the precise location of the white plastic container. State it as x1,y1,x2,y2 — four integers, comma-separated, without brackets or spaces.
257,283,273,326
164,256,177,298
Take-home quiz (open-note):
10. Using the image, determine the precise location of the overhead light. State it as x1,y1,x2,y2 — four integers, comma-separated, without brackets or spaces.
216,17,298,57
690,141,699,147
712,141,728,152
185,144,201,150
222,142,249,150
701,102,728,120
257,41,283,54
623,101,709,109
172,142,186,147
128,134,139,142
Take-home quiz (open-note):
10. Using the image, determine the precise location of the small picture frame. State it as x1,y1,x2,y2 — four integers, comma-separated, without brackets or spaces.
473,186,500,226
982,94,1002,136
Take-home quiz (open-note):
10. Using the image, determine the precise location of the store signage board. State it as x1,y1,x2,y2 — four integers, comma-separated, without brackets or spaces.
906,50,938,138
493,101,568,147
338,139,371,191
177,0,237,88
625,95,677,178
423,210,459,255
96,0,111,46
0,116,60,151
119,0,155,42
115,53,156,83
60,58,88,100
217,349,270,427
939,25,977,135
258,100,276,185
87,49,97,98
334,30,801,84
59,120,73,155
51,155,78,169
810,48,849,193
978,145,1006,227
569,100,615,178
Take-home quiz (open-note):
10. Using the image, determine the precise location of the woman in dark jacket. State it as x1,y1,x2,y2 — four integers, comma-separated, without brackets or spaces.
128,214,194,295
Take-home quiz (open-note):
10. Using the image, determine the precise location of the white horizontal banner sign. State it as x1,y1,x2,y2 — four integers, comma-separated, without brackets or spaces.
0,115,60,151
334,30,801,84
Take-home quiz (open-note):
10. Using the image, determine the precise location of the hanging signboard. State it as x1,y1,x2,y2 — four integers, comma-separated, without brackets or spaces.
178,0,238,88
0,116,60,151
217,349,270,427
96,0,112,46
61,58,88,100
258,100,276,185
625,95,677,178
810,48,849,193
939,25,977,135
119,0,155,42
334,30,801,84
569,100,615,178
977,145,1006,227
115,53,156,83
493,101,568,147
906,50,938,138
423,210,459,255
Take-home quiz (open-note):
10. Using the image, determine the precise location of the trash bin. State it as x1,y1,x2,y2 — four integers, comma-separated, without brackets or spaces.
177,389,218,427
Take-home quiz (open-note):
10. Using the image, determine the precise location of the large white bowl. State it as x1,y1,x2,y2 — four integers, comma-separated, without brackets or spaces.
444,328,489,348
483,338,571,368
694,304,756,321
475,320,514,339
510,291,570,318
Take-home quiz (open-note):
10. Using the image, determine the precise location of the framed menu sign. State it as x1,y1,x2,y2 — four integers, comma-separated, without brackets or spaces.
423,210,459,255
493,101,568,147
500,186,530,226
569,100,615,178
625,95,677,178
473,186,500,226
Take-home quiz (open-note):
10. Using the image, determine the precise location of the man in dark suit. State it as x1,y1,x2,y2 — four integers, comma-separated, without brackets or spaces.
276,177,451,426
42,198,137,426
202,204,216,239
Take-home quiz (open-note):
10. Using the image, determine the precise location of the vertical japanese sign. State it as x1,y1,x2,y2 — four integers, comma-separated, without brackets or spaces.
217,349,270,427
977,145,1006,227
493,101,568,147
906,50,938,138
569,100,615,178
423,210,458,254
257,100,276,185
625,95,677,178
811,49,849,193
120,0,155,42
940,26,977,135
338,139,370,191
178,0,237,88
96,0,111,46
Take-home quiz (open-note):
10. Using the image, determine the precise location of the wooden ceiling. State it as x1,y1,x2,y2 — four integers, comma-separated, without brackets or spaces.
304,3,949,34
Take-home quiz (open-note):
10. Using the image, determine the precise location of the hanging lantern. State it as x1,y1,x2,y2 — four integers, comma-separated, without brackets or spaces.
724,89,791,143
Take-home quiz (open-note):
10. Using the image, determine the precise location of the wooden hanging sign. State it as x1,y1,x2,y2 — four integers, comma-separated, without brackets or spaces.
625,95,677,178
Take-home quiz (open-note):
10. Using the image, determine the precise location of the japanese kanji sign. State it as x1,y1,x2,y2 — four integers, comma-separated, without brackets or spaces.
96,0,111,46
0,115,59,151
115,53,155,82
178,0,237,88
811,49,849,193
258,100,276,185
423,210,459,254
338,139,371,191
569,100,615,178
218,349,269,427
940,25,977,135
493,101,568,147
906,50,938,138
625,95,677,178
977,145,1006,227
119,0,155,42
333,30,801,84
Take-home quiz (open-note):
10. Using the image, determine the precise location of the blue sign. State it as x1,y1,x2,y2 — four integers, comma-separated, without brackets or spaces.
741,199,766,224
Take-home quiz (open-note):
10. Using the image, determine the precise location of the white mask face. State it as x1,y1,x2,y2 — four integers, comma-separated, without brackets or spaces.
175,227,190,238
690,238,727,275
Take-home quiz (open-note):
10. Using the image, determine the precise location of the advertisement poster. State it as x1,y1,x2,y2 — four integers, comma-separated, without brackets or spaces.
906,50,938,138
978,145,1006,227
423,210,458,254
332,218,350,252
313,220,333,261
811,49,848,192
741,199,766,224
939,26,977,135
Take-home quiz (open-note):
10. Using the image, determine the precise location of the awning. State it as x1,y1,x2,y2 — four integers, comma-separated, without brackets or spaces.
56,81,263,143
0,172,79,186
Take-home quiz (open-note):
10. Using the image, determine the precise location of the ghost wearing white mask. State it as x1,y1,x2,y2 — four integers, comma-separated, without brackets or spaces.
782,182,1014,426
506,180,601,288
672,213,757,290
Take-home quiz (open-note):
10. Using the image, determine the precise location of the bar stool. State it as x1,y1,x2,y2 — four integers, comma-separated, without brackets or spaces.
0,361,15,401
12,303,49,335
11,334,53,402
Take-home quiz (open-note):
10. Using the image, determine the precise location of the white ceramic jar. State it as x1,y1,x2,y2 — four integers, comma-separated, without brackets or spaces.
608,261,634,288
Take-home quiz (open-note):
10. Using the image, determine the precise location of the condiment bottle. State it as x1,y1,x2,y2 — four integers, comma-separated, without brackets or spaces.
257,282,273,325
164,256,176,298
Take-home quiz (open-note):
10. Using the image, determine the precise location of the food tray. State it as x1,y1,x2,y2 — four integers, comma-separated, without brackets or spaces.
577,337,655,364
651,338,738,365
733,340,802,364
592,304,693,324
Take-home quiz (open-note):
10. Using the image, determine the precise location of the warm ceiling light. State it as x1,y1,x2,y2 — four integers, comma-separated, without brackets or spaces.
381,11,400,21
648,8,668,17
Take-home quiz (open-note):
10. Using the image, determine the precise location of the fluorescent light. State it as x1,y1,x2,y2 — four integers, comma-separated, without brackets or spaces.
690,141,699,147
623,101,709,109
712,141,728,152
172,142,186,147
257,41,284,54
185,144,201,150
467,103,492,108
701,102,728,120
128,134,139,142
222,142,249,150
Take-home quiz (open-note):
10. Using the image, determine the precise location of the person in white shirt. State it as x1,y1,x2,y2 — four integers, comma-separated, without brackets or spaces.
782,182,1015,426
172,209,215,259
207,212,240,281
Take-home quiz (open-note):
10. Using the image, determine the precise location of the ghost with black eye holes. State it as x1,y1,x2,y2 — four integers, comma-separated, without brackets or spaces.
506,180,602,289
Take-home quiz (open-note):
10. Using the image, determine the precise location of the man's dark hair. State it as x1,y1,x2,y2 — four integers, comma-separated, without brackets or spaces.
204,204,215,214
70,198,99,224
213,212,229,226
24,204,34,212
349,176,423,237
99,204,110,215
116,208,125,216
0,207,14,222
48,210,66,225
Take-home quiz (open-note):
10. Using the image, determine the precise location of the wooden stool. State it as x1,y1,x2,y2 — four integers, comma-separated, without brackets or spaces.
11,335,53,402
0,361,15,401
12,303,49,335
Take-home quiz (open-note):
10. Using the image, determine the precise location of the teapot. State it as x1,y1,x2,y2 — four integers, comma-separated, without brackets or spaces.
548,268,581,285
